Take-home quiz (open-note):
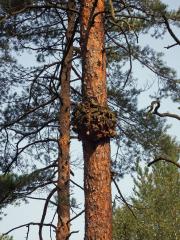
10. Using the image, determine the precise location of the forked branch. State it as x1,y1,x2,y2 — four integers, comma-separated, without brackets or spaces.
148,100,180,121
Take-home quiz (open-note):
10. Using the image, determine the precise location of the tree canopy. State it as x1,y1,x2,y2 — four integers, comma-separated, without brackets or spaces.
0,0,179,239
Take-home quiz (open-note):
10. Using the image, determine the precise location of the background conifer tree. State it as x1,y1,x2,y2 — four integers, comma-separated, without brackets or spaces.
113,135,180,240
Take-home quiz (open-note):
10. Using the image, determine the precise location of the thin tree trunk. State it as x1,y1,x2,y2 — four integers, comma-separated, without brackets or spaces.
56,1,76,239
80,0,112,239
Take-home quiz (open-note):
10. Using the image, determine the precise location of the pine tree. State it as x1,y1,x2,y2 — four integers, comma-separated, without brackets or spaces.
80,0,112,238
56,0,76,239
113,135,180,240
0,0,179,239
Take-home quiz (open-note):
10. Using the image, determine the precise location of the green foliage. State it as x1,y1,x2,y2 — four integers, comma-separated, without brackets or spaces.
0,0,179,214
113,136,180,239
0,0,32,14
0,169,55,217
0,235,13,240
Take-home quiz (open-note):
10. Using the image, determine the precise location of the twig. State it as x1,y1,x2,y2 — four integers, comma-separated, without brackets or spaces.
109,0,116,21
68,210,85,223
148,100,180,121
3,222,56,235
25,196,57,206
162,15,180,47
50,208,57,240
26,225,30,240
148,157,180,168
70,179,84,190
112,178,136,218
0,96,58,130
165,42,178,49
154,111,180,121
39,188,57,240
66,230,79,240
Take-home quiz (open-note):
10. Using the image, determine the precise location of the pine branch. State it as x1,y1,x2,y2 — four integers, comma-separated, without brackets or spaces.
0,96,58,130
162,15,180,48
148,156,180,168
0,3,78,24
3,222,56,236
148,100,180,121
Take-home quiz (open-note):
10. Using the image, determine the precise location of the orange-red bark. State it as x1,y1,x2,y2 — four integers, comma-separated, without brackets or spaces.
81,0,107,105
56,1,76,239
81,0,112,239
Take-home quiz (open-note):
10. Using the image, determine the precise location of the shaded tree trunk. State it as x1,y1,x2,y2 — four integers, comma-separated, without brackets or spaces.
56,1,76,239
80,0,112,239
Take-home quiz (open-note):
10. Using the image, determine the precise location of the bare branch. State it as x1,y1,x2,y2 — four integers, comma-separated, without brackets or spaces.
162,15,180,48
112,178,136,218
39,188,57,240
148,156,180,168
66,230,79,239
70,179,84,191
0,96,58,130
154,111,180,121
165,42,179,49
147,100,180,120
3,222,56,236
68,210,85,223
26,196,57,206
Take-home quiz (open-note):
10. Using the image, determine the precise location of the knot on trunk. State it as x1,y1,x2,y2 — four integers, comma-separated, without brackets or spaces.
72,99,117,141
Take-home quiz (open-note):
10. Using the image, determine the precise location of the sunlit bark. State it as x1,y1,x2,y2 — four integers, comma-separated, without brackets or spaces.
56,1,76,239
80,0,112,239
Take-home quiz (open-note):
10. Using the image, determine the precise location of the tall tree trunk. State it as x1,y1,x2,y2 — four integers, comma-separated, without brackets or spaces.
80,0,112,239
56,1,76,239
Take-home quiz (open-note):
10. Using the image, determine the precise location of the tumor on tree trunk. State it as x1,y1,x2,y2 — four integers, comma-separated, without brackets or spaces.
72,98,117,142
